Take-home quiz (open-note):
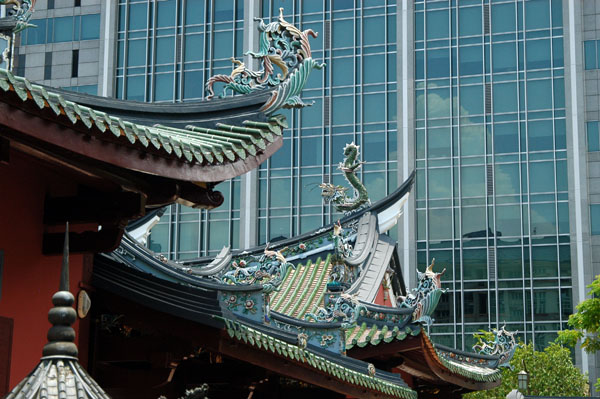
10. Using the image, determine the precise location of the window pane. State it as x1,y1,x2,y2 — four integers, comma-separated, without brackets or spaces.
494,123,519,154
213,30,233,59
498,291,524,321
428,168,451,199
270,179,290,208
493,82,518,114
497,248,523,278
214,0,234,22
530,203,557,235
460,125,485,156
459,6,481,37
157,0,176,27
526,39,551,70
492,42,517,73
463,249,487,280
154,73,173,101
364,93,385,123
27,19,47,45
534,290,560,322
491,3,516,34
184,34,204,62
459,45,483,76
129,3,148,31
496,205,521,237
495,163,520,195
156,36,175,64
54,16,73,42
429,208,452,240
525,0,550,30
301,137,322,166
427,87,451,118
461,166,485,198
526,79,552,110
332,96,353,125
462,206,486,237
529,161,555,193
426,10,449,40
588,121,599,151
427,49,450,79
126,75,145,101
332,19,353,48
460,84,483,116
364,16,385,45
528,119,553,151
428,127,451,158
591,204,600,235
183,70,203,99
81,14,100,40
364,54,384,84
128,39,147,66
585,40,596,70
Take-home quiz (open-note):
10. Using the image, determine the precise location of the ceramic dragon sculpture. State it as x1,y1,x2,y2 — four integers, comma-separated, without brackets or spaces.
473,325,518,368
304,293,366,329
320,143,371,215
221,245,295,294
0,0,36,33
205,8,324,113
399,259,447,326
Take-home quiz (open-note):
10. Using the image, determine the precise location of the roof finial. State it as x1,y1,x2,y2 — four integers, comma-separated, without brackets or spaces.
42,222,78,358
59,221,69,292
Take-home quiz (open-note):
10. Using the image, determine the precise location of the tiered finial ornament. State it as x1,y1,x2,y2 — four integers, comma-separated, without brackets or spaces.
320,143,371,215
6,223,111,399
205,8,325,113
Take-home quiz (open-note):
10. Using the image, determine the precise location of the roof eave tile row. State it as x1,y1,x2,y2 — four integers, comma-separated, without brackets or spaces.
0,69,285,168
222,318,417,399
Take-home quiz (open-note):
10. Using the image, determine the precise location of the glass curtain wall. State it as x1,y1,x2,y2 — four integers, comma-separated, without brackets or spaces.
258,0,398,244
415,0,571,351
115,0,244,259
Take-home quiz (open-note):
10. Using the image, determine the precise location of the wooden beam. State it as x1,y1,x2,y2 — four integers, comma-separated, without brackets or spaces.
43,227,124,254
0,137,8,165
348,336,422,360
218,335,394,399
0,102,283,183
43,191,145,226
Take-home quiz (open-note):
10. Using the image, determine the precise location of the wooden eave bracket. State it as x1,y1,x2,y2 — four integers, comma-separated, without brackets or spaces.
42,190,146,254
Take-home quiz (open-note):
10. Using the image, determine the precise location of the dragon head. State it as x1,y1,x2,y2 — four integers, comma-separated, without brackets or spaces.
319,183,347,203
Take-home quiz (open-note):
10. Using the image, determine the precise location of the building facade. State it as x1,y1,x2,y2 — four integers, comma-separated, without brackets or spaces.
12,0,600,386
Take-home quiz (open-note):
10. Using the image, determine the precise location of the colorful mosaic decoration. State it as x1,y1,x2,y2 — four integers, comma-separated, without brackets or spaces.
222,246,295,294
399,259,447,326
320,143,371,215
205,8,324,113
473,325,518,368
222,293,258,315
0,0,36,33
305,293,366,329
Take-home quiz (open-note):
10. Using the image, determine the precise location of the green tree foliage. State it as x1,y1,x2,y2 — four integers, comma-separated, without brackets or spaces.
463,342,587,399
557,276,600,353
557,275,600,389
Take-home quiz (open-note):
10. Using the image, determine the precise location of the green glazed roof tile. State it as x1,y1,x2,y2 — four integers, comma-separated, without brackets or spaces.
0,68,286,168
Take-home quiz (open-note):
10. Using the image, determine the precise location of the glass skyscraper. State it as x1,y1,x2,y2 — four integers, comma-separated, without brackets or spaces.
13,0,600,388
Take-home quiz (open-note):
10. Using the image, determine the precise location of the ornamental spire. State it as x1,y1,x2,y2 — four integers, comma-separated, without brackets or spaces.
42,222,78,358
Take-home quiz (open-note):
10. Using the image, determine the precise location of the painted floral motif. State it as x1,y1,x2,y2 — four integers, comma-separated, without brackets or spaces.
222,293,258,315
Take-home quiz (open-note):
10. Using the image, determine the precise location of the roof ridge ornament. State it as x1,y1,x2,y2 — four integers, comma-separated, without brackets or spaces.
398,258,447,326
205,8,325,114
473,324,518,368
320,143,371,215
0,0,36,33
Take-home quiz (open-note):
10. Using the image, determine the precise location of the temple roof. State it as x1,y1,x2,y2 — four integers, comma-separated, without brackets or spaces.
0,69,286,183
94,164,515,397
